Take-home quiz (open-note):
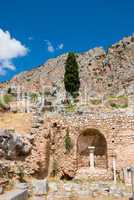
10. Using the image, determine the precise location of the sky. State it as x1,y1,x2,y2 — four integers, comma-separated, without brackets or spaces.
0,0,134,82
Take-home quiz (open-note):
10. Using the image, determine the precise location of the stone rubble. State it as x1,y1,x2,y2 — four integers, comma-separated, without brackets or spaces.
0,129,31,160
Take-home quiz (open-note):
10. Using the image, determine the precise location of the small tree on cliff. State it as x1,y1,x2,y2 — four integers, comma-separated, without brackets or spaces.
64,52,80,99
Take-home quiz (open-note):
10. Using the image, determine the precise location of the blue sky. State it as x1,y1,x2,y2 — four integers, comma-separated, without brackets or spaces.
0,0,134,82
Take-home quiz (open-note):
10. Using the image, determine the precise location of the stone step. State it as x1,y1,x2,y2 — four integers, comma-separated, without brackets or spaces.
75,167,109,180
0,189,28,200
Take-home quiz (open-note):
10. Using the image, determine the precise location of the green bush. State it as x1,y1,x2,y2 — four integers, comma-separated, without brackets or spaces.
110,103,118,108
30,92,38,102
108,95,128,100
64,52,80,98
108,95,128,109
90,99,102,105
64,129,73,153
16,165,25,183
51,160,58,177
110,102,128,109
65,102,76,113
7,87,12,94
0,94,12,109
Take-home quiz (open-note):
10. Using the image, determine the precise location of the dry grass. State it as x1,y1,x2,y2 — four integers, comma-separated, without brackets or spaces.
0,112,33,135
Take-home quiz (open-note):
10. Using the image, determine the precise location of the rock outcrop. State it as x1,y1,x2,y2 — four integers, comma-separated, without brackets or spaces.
0,129,31,160
1,35,134,101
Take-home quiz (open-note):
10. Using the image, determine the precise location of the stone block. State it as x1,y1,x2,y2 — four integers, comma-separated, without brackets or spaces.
0,189,28,200
0,185,4,194
32,179,48,196
48,182,58,192
15,183,28,190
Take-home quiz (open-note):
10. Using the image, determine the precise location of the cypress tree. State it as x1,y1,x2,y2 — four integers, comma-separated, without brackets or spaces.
64,52,80,98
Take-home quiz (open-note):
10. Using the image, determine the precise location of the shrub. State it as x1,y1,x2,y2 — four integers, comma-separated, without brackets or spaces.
64,52,80,98
108,95,128,100
16,165,25,182
65,102,76,113
90,99,102,105
51,160,58,177
110,103,118,108
30,92,38,102
108,95,128,109
111,103,128,109
0,94,12,109
64,129,73,153
110,103,128,109
7,87,12,94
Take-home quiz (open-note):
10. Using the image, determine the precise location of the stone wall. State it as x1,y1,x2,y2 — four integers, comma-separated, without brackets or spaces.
1,111,134,181
45,111,134,179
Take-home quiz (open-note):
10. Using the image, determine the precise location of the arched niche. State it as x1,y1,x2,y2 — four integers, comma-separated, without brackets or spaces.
77,128,108,169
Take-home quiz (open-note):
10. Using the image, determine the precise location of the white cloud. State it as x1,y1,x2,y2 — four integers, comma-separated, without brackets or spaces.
45,40,64,53
57,43,64,50
0,67,6,76
2,60,15,70
0,28,28,75
45,40,55,53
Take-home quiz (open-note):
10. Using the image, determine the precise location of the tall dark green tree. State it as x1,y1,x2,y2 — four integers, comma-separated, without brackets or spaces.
64,52,80,98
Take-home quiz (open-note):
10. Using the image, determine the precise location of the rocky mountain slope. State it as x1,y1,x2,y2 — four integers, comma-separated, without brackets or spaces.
1,35,134,101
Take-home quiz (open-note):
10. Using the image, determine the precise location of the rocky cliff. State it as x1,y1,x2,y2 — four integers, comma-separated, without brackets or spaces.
1,35,134,101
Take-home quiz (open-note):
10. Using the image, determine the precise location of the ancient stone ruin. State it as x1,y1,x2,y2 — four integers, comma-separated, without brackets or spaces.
0,35,134,199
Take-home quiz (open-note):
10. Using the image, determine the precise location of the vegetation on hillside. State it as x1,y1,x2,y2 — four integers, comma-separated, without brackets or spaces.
108,95,128,109
51,160,59,177
0,94,13,110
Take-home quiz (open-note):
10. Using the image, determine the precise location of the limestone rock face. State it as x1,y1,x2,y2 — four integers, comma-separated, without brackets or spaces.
1,35,134,102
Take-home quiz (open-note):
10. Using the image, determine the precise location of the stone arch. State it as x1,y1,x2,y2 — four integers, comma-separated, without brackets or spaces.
77,128,108,169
